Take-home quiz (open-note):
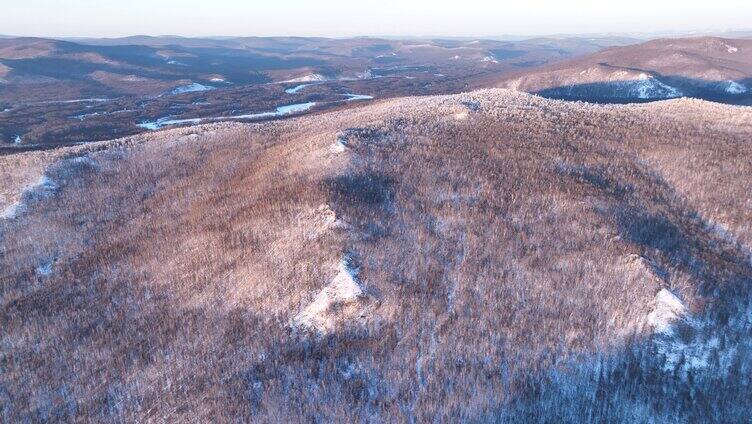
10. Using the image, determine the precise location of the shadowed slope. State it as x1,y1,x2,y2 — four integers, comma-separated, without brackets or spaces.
496,37,752,104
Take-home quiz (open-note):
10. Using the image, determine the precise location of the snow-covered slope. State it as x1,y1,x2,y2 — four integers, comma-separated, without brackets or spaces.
3,89,752,422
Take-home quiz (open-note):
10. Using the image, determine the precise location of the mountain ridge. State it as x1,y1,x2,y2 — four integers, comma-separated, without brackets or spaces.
2,89,751,421
494,36,752,104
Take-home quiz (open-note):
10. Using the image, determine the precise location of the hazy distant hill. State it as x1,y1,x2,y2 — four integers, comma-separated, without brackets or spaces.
0,35,636,103
497,37,752,104
0,37,321,101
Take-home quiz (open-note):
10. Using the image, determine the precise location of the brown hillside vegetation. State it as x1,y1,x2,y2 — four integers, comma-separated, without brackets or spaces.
2,89,752,422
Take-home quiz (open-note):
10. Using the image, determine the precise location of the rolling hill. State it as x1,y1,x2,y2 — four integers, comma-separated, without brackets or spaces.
2,89,751,421
496,37,752,104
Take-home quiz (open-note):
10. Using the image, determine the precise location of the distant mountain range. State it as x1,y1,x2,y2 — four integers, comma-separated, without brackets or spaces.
0,35,640,149
0,35,627,103
2,35,751,151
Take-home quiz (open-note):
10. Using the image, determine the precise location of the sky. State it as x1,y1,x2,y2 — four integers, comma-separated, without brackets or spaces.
3,0,752,38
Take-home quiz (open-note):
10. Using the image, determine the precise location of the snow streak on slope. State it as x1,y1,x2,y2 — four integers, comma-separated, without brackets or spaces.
2,155,99,221
285,84,311,94
138,102,317,130
724,81,748,94
293,256,368,333
281,74,327,83
632,74,683,99
1,176,57,220
342,93,374,102
724,43,739,53
647,289,688,335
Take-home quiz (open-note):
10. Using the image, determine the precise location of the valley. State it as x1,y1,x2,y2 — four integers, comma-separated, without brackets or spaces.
0,35,635,151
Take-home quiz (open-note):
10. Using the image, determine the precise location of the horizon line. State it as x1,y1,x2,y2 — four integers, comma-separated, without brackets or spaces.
2,27,752,41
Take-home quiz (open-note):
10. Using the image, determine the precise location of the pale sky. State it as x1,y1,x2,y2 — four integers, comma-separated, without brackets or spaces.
3,0,751,38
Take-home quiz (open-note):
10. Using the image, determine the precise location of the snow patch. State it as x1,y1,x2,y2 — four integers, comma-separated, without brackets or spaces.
631,77,682,99
482,55,499,64
647,289,688,335
170,83,215,95
724,80,747,94
453,111,469,120
61,98,110,103
2,175,57,220
293,256,368,333
282,73,327,83
34,98,110,105
13,135,22,144
285,84,310,94
342,93,374,102
653,314,734,375
2,155,99,220
283,72,374,90
724,43,739,53
36,259,54,276
269,102,316,116
331,139,348,153
71,111,102,121
357,69,375,80
644,288,730,375
138,102,316,130
137,117,200,130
